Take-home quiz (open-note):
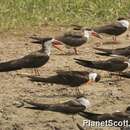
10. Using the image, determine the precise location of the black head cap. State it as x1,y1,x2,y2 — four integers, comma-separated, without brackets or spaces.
84,28,92,31
76,95,86,99
95,74,101,82
126,106,130,112
117,17,126,21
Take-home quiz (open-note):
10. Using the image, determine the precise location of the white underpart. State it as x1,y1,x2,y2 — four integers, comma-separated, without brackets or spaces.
115,110,120,112
125,59,130,67
125,58,130,67
118,20,129,28
111,54,120,57
44,39,54,56
88,72,98,81
77,97,91,108
84,30,90,39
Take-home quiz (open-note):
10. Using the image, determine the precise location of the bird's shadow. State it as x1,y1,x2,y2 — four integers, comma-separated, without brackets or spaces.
99,78,125,85
55,53,76,56
76,123,85,130
27,74,88,87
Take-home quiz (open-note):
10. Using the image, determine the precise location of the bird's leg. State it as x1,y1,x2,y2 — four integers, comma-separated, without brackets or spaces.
109,72,113,78
33,68,40,76
36,69,40,76
16,71,31,76
118,72,122,80
76,87,83,96
71,115,76,123
112,36,116,41
74,48,78,55
32,68,36,75
86,80,93,85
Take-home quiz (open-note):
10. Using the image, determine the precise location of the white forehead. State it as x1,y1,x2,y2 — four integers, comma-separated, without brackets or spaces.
118,20,129,28
44,39,53,46
83,30,91,39
89,72,97,78
51,38,55,42
77,97,91,108
125,61,130,67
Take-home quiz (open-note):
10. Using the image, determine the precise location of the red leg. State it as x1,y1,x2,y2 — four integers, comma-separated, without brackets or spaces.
74,48,78,55
112,36,116,41
34,69,40,76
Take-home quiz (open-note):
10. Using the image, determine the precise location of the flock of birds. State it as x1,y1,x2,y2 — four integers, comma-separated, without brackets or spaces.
2,17,130,130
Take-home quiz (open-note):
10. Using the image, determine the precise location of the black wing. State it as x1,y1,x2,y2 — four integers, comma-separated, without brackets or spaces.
94,22,127,35
94,46,130,57
0,52,48,72
24,100,85,114
30,36,52,44
74,58,128,72
113,71,130,78
56,32,87,47
28,70,89,87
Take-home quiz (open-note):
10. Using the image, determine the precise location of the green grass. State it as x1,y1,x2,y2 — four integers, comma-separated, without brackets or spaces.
0,0,130,31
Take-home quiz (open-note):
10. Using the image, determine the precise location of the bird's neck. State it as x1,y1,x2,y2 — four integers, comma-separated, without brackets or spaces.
41,45,51,56
77,98,90,108
118,20,129,28
84,30,90,39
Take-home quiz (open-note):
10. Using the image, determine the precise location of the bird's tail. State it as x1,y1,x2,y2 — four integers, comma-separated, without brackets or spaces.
94,47,112,54
111,72,130,78
27,75,48,82
76,123,85,130
0,59,22,72
24,100,50,110
30,36,52,44
71,24,83,30
79,111,101,121
27,75,58,84
74,58,94,68
95,52,111,56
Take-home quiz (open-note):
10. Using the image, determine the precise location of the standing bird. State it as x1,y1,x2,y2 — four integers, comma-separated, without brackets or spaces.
27,70,101,87
24,96,90,115
0,38,61,75
30,29,102,55
93,18,129,41
79,106,130,128
55,29,102,54
94,46,130,57
74,56,130,72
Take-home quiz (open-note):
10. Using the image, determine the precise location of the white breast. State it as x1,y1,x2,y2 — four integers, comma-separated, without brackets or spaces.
118,20,129,28
77,97,91,108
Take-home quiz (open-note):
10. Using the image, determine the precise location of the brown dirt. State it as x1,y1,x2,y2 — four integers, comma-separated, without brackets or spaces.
0,26,130,130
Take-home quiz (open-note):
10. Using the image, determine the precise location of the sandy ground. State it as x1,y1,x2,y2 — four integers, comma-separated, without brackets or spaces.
0,26,130,130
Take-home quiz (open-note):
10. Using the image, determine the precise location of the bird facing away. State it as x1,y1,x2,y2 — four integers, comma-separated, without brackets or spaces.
74,56,130,72
93,18,129,41
24,97,90,115
30,29,102,55
79,106,130,127
94,46,130,57
27,70,101,87
0,38,61,73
